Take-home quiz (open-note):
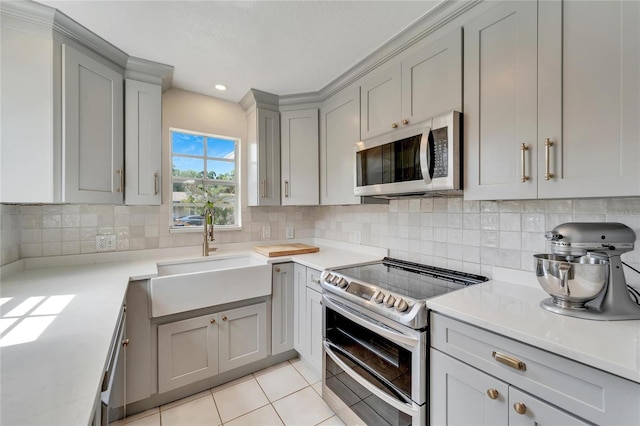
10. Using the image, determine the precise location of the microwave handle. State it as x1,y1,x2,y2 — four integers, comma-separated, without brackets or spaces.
419,126,432,185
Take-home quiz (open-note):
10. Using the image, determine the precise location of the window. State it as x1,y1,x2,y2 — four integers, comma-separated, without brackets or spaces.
171,128,240,229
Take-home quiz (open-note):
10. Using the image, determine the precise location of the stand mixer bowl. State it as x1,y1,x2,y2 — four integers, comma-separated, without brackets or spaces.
534,254,609,309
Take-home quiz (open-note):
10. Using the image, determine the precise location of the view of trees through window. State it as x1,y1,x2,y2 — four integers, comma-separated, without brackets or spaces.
171,129,239,228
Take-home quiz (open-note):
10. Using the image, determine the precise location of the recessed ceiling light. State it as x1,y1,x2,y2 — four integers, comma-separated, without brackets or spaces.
214,84,227,91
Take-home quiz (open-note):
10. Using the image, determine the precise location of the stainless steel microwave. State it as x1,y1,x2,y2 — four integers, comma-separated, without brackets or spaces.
354,111,461,198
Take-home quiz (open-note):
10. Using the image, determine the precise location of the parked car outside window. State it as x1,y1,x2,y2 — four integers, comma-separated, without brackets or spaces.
173,215,204,226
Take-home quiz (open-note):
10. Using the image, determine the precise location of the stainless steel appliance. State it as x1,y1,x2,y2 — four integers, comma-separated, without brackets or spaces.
354,111,461,198
321,258,487,426
534,222,640,320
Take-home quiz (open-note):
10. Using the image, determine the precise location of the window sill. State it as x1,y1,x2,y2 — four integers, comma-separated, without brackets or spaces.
169,225,242,234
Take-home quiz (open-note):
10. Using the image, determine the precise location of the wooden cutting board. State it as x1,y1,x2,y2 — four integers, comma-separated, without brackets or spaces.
254,243,320,257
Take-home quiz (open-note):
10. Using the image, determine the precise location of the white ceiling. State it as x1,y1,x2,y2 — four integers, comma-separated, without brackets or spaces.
39,1,441,102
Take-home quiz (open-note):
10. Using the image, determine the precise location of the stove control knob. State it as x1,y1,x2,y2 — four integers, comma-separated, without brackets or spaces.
383,294,396,308
394,298,409,312
337,278,348,288
324,273,334,283
373,291,385,304
331,276,341,286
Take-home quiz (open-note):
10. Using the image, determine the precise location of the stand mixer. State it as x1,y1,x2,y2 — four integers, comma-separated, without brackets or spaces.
534,222,640,320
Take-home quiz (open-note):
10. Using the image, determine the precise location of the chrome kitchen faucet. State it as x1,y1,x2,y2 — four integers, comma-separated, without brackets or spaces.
202,207,217,256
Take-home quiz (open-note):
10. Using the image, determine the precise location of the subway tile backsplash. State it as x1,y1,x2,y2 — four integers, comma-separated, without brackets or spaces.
1,197,640,287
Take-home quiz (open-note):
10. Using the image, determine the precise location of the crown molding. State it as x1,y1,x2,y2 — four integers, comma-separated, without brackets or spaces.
280,0,481,107
239,88,280,112
126,57,174,92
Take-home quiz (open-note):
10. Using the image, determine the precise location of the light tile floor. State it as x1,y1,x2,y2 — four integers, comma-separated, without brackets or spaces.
113,358,345,426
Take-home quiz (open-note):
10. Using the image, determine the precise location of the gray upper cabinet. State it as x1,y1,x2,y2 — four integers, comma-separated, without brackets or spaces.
464,1,538,200
537,0,640,198
465,0,640,200
63,44,124,204
360,63,402,140
125,79,162,205
360,28,462,140
281,109,319,206
1,2,128,204
320,86,361,205
242,90,281,206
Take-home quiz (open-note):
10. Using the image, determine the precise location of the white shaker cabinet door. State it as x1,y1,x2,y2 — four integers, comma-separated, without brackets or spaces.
430,349,508,426
463,1,538,200
272,263,295,356
218,303,268,373
305,287,323,378
538,0,640,198
360,63,402,140
281,109,319,206
401,28,462,127
125,79,162,205
157,314,219,393
293,263,308,356
508,387,589,426
320,86,361,205
63,44,124,204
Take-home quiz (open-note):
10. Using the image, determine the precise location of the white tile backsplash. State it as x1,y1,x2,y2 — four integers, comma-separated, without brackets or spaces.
2,197,640,289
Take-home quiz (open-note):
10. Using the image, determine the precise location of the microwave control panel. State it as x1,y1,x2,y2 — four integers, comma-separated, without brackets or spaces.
432,127,449,178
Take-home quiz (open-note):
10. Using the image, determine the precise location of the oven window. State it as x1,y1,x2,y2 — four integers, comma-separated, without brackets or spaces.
325,308,412,398
325,350,413,426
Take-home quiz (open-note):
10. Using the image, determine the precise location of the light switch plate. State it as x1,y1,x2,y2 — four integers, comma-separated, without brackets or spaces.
262,226,271,239
286,227,294,239
96,235,116,252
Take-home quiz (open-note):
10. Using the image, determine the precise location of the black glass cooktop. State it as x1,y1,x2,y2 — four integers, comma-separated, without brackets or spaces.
331,257,488,301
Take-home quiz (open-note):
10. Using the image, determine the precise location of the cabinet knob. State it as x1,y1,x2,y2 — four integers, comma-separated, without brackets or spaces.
391,122,398,129
402,119,409,126
210,319,216,324
222,315,228,321
486,389,499,400
514,403,527,415
122,338,130,347
275,267,281,273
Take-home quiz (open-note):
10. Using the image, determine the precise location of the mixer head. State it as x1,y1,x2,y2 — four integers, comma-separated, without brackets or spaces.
545,222,635,257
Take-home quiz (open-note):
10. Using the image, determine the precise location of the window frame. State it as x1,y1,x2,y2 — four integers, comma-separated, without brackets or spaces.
169,127,241,232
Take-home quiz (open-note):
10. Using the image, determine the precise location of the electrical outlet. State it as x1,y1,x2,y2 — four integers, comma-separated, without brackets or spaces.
354,230,362,245
262,226,271,239
96,235,116,252
286,226,294,239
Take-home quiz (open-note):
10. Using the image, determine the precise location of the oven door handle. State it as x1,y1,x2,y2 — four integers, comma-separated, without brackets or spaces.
324,341,418,416
323,295,419,348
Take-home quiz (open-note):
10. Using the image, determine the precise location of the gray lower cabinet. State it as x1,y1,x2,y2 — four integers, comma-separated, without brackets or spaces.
430,350,588,426
157,302,267,394
272,263,295,355
430,313,640,425
293,264,323,377
125,281,152,405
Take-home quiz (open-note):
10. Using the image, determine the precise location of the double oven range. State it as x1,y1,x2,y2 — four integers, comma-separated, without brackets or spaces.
321,257,487,426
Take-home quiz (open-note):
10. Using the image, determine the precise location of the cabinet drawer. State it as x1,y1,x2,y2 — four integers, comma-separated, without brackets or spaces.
431,313,640,425
306,268,322,292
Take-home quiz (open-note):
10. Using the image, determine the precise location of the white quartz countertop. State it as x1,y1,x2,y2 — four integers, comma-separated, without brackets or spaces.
0,240,385,425
427,279,640,384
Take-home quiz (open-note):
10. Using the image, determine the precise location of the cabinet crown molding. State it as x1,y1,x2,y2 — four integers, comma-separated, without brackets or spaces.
126,57,174,92
240,88,280,112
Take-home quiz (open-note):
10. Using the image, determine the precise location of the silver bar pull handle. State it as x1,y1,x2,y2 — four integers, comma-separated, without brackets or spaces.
116,169,124,193
545,138,554,181
284,180,289,198
154,172,159,195
520,143,529,183
261,179,266,198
